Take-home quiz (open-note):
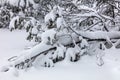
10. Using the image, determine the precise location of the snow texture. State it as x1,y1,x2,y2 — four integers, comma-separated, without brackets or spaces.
0,29,120,80
9,16,20,31
41,29,56,45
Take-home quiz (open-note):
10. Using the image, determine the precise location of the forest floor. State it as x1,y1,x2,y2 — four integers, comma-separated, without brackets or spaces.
0,29,120,80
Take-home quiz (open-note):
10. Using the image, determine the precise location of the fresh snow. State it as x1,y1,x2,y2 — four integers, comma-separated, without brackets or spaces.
9,16,20,31
79,31,120,39
0,29,120,80
6,0,19,7
56,16,67,31
44,10,57,26
41,29,56,44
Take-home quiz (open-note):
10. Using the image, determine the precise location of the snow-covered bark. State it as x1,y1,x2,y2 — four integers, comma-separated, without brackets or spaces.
9,16,20,31
12,43,56,69
78,31,120,40
66,44,81,62
40,29,57,45
52,43,66,63
56,16,67,32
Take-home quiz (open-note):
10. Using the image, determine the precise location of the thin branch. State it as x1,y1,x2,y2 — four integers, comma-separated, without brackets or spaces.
84,21,101,31
106,1,120,11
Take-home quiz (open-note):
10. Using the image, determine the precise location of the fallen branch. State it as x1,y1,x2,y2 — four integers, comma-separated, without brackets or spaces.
68,26,120,40
5,28,120,71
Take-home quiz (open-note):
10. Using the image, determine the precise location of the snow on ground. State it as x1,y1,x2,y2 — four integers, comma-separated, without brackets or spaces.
0,29,120,80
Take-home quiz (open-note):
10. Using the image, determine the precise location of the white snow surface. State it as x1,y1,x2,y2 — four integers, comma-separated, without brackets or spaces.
0,29,120,80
